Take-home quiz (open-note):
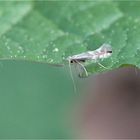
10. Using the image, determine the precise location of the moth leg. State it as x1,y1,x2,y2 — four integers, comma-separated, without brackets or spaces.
97,62,108,69
75,63,83,77
75,60,88,77
94,54,108,69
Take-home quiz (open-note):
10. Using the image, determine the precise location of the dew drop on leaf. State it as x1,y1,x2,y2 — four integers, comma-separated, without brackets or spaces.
48,58,53,63
42,55,47,59
17,46,24,54
53,48,59,52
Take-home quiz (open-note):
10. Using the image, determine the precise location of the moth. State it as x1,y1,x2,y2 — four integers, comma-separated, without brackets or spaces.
67,43,113,77
66,43,112,93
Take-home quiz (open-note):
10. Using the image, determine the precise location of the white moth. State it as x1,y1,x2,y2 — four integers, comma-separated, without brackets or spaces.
66,43,113,93
67,43,112,63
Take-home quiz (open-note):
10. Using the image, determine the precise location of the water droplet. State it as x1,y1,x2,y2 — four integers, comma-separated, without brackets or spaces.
17,46,24,54
48,58,53,63
53,48,59,52
42,55,47,59
43,48,46,52
17,50,20,53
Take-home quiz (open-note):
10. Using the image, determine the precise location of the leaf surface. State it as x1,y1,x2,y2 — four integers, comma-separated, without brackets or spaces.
0,1,140,74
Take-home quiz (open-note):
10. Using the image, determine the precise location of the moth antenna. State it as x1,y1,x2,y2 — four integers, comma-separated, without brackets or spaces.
68,59,77,94
97,62,108,69
76,60,88,77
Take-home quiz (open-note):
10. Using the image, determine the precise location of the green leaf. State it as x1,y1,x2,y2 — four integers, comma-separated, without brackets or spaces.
0,1,32,36
1,1,140,75
65,1,140,75
85,17,140,74
117,1,140,19
0,1,122,66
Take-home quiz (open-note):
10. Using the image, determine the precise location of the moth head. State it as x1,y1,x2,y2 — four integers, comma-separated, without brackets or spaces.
100,43,112,54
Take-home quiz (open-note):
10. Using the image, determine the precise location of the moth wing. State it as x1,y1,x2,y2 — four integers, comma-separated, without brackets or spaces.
71,51,94,60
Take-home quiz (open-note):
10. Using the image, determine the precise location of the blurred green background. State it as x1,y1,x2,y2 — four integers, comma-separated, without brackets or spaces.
0,60,75,138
